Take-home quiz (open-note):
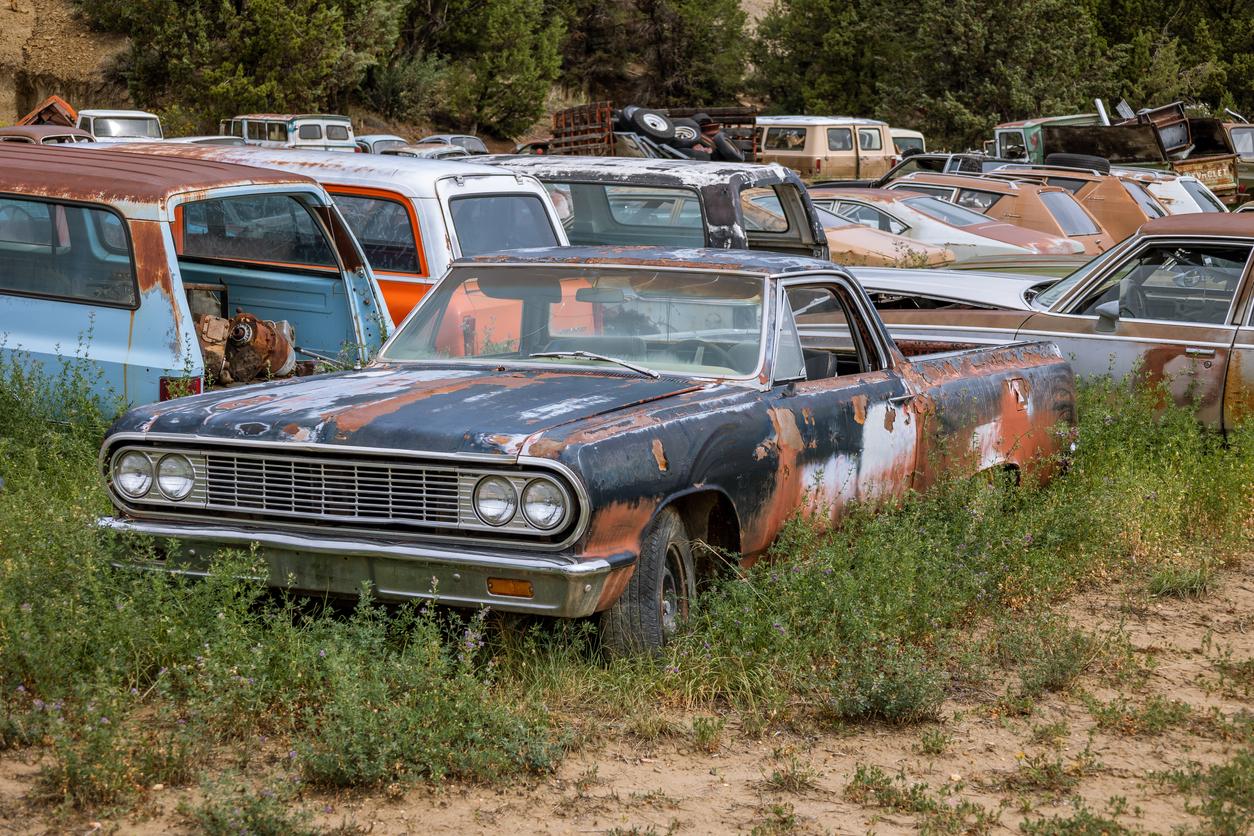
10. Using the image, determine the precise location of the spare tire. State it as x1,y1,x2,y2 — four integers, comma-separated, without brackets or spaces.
1044,152,1111,174
621,105,676,142
670,118,701,148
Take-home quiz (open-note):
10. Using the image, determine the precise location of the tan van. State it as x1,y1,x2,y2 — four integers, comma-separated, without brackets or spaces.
756,116,897,179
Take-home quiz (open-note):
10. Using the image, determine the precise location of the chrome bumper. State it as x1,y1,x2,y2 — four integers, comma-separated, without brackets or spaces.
98,517,632,618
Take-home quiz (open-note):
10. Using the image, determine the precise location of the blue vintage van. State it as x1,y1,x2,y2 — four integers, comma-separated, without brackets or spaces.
0,144,389,413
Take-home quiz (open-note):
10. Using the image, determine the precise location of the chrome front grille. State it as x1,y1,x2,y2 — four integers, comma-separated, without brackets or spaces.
205,453,461,525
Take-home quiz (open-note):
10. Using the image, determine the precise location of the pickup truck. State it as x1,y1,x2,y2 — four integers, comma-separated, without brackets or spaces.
871,213,1254,431
99,247,1076,653
0,144,388,412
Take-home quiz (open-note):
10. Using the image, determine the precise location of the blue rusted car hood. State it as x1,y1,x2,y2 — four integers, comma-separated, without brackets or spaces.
109,363,711,457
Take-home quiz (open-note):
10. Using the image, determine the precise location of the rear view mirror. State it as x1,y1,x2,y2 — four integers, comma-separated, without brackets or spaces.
1094,299,1120,332
574,286,626,304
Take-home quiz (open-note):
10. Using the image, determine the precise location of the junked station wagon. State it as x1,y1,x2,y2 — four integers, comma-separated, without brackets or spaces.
0,145,388,411
100,247,1076,653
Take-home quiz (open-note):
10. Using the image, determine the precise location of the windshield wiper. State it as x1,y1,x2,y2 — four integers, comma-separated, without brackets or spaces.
528,350,661,379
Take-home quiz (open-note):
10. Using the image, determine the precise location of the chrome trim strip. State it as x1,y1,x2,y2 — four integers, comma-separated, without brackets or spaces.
101,432,591,552
1017,330,1235,349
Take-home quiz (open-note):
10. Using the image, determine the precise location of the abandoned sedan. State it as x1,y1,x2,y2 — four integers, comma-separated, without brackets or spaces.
100,248,1075,653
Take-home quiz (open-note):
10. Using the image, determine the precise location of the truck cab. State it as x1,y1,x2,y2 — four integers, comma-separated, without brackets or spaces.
76,109,164,143
221,114,357,153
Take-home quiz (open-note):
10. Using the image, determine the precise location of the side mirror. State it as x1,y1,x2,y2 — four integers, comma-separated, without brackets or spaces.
1094,299,1120,332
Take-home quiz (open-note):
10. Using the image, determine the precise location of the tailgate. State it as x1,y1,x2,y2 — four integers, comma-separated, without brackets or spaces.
1173,154,1238,193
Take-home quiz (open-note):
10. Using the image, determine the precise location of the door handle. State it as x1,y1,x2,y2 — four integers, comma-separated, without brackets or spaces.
1185,347,1216,358
888,393,915,406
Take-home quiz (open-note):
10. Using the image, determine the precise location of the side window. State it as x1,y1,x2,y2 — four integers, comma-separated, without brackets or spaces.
998,130,1027,157
246,122,265,141
836,202,905,235
784,284,876,380
893,184,955,201
1071,243,1249,324
331,193,423,274
326,125,350,141
298,124,323,140
266,122,287,143
955,189,1000,211
229,120,244,138
764,127,808,151
179,193,337,268
858,128,883,151
742,187,790,233
827,128,853,151
0,196,137,306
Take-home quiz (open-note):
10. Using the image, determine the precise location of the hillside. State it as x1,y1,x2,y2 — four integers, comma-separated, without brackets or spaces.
0,0,127,124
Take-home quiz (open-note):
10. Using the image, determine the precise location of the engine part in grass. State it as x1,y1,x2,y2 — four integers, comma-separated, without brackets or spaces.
193,313,232,385
226,312,296,382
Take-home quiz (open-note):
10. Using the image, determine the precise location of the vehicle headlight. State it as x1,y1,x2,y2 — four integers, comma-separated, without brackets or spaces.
114,451,154,498
473,476,517,526
157,454,195,500
521,478,567,530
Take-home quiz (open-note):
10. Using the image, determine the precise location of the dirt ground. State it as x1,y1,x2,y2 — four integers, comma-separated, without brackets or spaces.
0,563,1246,834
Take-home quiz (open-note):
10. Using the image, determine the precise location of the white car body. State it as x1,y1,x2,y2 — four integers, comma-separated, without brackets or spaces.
75,109,164,143
848,266,1047,312
1113,168,1227,214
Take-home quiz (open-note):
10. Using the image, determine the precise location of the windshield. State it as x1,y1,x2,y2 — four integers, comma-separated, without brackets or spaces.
1181,179,1226,212
382,266,767,378
1232,127,1254,159
1040,191,1100,236
93,117,162,138
1120,180,1166,218
449,194,559,256
1032,245,1126,309
902,196,989,227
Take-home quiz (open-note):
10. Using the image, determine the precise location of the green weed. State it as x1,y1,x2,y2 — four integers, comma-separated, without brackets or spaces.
1147,562,1213,599
845,763,999,834
1085,694,1191,737
1159,748,1254,836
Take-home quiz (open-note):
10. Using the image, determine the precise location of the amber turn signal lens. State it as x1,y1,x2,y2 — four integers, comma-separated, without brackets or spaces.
487,578,534,598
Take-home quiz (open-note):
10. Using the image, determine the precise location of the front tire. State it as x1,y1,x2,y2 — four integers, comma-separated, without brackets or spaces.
599,507,694,656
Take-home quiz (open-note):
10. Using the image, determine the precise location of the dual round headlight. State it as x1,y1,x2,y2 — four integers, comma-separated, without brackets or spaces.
113,451,194,501
472,475,568,530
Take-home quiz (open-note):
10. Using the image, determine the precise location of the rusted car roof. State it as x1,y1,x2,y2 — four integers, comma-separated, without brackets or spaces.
0,125,93,142
892,172,1044,194
0,145,321,219
1136,212,1254,236
462,244,836,275
478,155,797,189
230,113,351,122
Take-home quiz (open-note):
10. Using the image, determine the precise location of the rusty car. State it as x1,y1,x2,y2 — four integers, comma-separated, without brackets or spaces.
99,143,569,326
755,116,899,179
0,144,389,411
808,187,1086,258
884,172,1115,254
872,213,1254,430
0,125,94,145
477,155,830,259
97,246,1077,653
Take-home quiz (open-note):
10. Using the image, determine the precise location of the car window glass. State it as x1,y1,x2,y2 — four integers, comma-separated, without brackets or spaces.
228,121,244,138
1042,177,1088,193
786,285,871,379
827,128,852,151
326,125,350,141
180,193,337,267
903,196,989,227
1120,180,1166,218
742,187,791,233
1040,191,1100,235
1072,243,1249,324
1233,127,1254,158
765,127,808,151
93,117,161,138
449,194,559,256
555,183,703,247
297,124,322,140
836,202,906,235
0,196,136,306
1181,179,1226,212
774,293,807,381
858,128,882,151
998,131,1027,158
892,183,955,201
955,189,1000,211
246,122,265,141
332,193,421,274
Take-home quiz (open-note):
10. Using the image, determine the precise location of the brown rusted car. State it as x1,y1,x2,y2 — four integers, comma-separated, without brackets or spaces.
885,172,1115,254
0,125,94,145
875,213,1254,430
981,163,1168,241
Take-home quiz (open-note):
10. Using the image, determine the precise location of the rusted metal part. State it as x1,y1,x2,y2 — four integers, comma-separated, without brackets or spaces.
15,95,77,127
226,313,296,383
194,315,231,384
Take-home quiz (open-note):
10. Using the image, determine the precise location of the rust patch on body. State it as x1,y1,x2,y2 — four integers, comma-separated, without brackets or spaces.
852,394,868,425
883,406,896,431
651,439,668,471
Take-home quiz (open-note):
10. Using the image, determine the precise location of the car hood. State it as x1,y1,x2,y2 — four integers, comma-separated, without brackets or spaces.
823,221,954,267
969,221,1083,254
111,364,711,457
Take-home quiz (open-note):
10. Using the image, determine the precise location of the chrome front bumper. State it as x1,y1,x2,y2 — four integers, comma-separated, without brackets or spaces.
98,517,632,617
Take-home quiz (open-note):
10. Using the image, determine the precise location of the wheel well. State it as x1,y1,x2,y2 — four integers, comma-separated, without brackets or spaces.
666,490,742,583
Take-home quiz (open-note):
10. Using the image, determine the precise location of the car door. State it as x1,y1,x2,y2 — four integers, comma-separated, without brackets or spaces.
1226,276,1254,430
773,276,920,518
1016,238,1250,426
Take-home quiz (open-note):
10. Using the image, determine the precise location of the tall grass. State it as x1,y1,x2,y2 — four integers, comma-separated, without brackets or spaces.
0,358,1250,815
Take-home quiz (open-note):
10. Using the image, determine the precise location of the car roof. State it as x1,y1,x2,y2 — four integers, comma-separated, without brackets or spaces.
94,143,533,200
229,113,351,122
357,134,407,142
1137,213,1254,237
0,144,320,221
77,109,159,118
757,115,886,126
810,187,927,202
892,172,1056,194
0,125,92,139
477,155,797,188
459,245,840,276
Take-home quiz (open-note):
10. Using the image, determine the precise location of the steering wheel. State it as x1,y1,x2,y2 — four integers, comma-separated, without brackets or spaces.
1120,283,1150,319
673,339,734,369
